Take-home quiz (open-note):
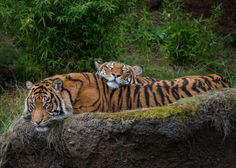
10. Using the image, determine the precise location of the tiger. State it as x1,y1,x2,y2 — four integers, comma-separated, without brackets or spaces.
23,72,230,132
95,60,158,89
95,60,230,90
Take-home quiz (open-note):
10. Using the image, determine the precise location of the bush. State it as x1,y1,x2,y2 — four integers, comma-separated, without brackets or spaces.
0,0,139,74
160,0,223,65
0,45,43,89
0,46,18,89
119,6,161,54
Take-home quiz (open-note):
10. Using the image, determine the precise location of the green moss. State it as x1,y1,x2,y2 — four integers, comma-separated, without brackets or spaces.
94,97,201,121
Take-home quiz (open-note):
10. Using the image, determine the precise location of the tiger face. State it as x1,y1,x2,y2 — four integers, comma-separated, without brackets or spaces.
23,79,73,132
95,60,143,89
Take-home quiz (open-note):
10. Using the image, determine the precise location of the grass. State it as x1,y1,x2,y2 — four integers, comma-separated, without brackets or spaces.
119,9,236,87
120,47,236,87
0,87,27,133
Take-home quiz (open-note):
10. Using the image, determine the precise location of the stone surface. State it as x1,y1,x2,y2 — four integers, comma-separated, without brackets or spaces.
1,89,236,168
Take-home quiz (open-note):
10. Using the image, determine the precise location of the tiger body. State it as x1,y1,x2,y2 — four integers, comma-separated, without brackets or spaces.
95,60,230,90
24,72,230,132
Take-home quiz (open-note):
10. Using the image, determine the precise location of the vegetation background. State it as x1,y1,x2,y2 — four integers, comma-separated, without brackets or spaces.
0,0,235,133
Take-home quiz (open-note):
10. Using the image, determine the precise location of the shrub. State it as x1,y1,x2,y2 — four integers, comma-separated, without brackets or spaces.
160,0,223,65
0,0,139,73
0,46,18,90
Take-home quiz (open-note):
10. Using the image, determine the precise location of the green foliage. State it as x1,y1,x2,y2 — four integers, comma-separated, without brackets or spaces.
119,6,165,57
0,0,138,73
0,46,18,89
0,45,42,89
14,53,43,81
160,0,223,65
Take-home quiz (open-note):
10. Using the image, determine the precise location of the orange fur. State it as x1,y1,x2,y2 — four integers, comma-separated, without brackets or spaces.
24,72,230,131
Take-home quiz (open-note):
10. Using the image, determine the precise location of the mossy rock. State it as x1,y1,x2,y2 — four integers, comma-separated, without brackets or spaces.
1,88,236,168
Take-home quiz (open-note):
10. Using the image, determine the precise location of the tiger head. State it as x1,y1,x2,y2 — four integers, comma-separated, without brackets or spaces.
95,60,143,89
23,79,73,132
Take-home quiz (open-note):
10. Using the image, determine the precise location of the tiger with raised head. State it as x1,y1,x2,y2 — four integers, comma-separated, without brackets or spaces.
24,72,230,132
95,60,230,90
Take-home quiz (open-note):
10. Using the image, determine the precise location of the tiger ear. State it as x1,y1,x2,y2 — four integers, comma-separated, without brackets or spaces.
26,81,33,90
132,66,143,75
94,59,103,69
53,79,62,92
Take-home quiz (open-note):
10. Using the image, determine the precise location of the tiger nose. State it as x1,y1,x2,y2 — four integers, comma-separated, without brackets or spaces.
34,119,43,125
112,73,121,78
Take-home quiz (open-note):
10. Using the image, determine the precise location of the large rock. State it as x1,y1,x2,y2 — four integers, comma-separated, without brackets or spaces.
1,89,236,168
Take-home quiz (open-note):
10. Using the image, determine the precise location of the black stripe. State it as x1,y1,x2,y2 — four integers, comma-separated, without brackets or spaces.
52,93,63,115
221,81,227,88
133,85,141,108
101,79,108,105
91,97,100,107
171,85,180,100
156,84,165,105
106,82,110,91
144,78,150,83
118,88,123,111
144,85,150,107
33,91,41,95
42,91,48,95
93,74,101,97
112,102,115,112
198,80,207,92
170,80,175,86
63,88,73,104
166,95,172,104
152,92,159,106
110,89,116,101
134,85,141,100
213,78,220,84
26,97,31,111
82,72,89,80
163,81,170,93
66,75,83,82
207,75,215,80
200,77,212,90
43,87,49,92
126,85,131,109
101,99,105,112
181,78,192,97
129,97,132,110
91,103,101,112
191,80,201,94
85,73,91,84
137,92,141,108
